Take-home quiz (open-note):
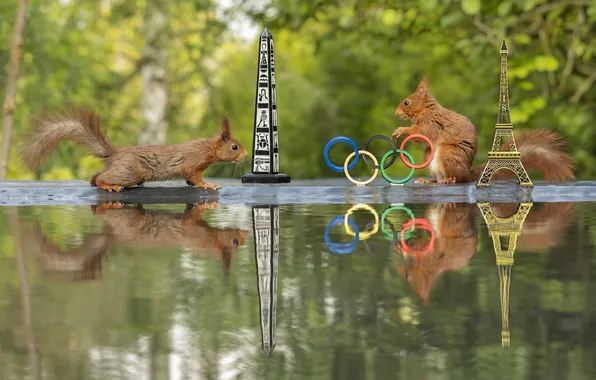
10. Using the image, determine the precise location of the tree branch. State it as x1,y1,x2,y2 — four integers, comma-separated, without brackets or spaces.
558,8,585,92
1,0,28,180
571,70,596,103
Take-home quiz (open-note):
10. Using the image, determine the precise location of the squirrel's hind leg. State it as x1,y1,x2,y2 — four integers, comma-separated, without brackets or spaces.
90,171,103,187
95,167,142,192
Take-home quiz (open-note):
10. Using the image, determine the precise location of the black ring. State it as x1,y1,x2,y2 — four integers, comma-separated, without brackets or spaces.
361,135,398,170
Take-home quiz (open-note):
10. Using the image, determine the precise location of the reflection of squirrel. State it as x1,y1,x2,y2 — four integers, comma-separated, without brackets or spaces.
30,221,111,281
28,202,249,280
397,202,575,304
22,108,248,192
396,204,478,304
392,77,576,184
91,202,249,275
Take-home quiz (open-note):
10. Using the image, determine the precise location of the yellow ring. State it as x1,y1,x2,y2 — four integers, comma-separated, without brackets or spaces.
343,150,379,186
344,203,379,240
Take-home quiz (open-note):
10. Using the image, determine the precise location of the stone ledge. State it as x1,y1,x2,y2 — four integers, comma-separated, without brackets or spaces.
1,178,595,206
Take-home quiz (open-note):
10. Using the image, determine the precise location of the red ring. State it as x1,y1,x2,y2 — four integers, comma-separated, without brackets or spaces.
399,134,434,169
400,218,435,256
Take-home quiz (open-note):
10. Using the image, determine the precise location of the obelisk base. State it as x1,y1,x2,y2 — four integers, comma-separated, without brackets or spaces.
241,173,291,184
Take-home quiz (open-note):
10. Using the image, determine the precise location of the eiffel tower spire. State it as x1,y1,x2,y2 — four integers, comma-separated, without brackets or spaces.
497,40,511,125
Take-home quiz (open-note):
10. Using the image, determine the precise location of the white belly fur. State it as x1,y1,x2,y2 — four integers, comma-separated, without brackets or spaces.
429,146,442,180
428,208,441,238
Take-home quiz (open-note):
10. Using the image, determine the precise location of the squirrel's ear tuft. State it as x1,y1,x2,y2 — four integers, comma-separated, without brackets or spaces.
417,76,428,95
221,117,231,141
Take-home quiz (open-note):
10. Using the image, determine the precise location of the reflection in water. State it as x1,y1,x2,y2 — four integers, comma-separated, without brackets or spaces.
478,202,533,347
325,203,435,255
325,201,577,348
11,209,42,380
0,201,592,379
395,204,478,304
30,201,250,281
252,205,280,355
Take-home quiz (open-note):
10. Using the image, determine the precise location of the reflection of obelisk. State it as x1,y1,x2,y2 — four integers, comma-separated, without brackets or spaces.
477,202,533,347
252,205,279,354
242,28,291,184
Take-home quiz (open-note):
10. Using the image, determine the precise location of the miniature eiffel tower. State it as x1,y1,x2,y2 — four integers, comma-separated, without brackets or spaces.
477,202,533,347
477,41,533,188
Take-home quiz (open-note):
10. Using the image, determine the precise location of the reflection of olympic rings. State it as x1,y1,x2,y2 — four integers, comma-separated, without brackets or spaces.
325,216,359,254
324,204,435,256
381,205,415,240
400,218,435,256
324,134,434,185
344,204,379,240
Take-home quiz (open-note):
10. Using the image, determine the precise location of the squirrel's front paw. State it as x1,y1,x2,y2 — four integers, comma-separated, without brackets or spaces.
192,201,218,210
392,127,409,141
199,183,219,191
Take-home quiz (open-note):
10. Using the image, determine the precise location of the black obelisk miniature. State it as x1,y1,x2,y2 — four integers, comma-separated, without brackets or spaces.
241,28,291,184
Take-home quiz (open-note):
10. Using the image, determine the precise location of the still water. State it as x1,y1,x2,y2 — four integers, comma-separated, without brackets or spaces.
0,201,595,380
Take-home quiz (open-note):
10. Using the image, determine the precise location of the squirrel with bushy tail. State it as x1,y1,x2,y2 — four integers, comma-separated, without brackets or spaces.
392,77,575,184
22,108,248,192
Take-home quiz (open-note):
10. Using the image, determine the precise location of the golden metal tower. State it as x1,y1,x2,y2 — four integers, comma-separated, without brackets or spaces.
477,41,533,188
477,202,533,346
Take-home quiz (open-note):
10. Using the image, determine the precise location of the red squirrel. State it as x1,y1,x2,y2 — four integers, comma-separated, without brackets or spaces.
22,108,248,192
392,77,576,184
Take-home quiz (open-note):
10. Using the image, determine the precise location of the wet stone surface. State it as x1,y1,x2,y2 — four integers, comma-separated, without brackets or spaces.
1,178,595,206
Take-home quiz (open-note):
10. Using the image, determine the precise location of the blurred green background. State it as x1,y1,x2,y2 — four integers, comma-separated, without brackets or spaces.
0,0,594,181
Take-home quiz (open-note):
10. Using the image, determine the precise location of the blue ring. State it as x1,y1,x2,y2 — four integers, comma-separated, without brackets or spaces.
324,136,359,173
325,215,359,254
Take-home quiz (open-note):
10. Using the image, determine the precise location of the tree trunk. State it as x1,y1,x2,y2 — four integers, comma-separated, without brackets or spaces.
138,0,169,145
11,208,42,380
0,0,28,180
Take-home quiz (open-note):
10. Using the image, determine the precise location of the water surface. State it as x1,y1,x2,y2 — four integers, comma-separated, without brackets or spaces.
0,201,595,379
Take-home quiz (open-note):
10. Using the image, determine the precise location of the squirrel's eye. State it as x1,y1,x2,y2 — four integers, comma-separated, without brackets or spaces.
404,101,409,106
233,239,239,246
232,145,238,151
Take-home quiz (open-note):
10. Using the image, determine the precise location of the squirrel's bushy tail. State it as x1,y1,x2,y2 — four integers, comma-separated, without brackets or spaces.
22,107,115,171
471,129,576,181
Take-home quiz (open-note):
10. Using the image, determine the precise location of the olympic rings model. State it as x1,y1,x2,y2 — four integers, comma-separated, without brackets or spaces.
325,216,359,254
344,151,379,186
400,134,434,169
324,134,434,185
343,204,379,241
400,218,435,256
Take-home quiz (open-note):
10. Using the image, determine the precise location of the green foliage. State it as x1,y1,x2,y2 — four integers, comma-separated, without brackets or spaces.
0,0,594,180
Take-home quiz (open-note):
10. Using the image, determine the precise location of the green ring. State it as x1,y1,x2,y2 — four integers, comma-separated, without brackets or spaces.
381,205,416,240
380,149,416,184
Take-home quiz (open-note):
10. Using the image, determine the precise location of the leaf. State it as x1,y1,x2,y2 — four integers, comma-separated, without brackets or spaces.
513,34,531,45
461,0,481,15
534,55,560,71
498,1,512,16
381,9,403,26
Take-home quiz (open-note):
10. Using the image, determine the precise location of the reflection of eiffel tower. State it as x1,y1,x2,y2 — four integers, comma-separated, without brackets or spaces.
252,205,279,355
477,202,533,347
477,41,533,188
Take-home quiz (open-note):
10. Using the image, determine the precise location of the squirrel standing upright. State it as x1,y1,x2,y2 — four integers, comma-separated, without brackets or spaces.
22,108,248,192
392,77,576,184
